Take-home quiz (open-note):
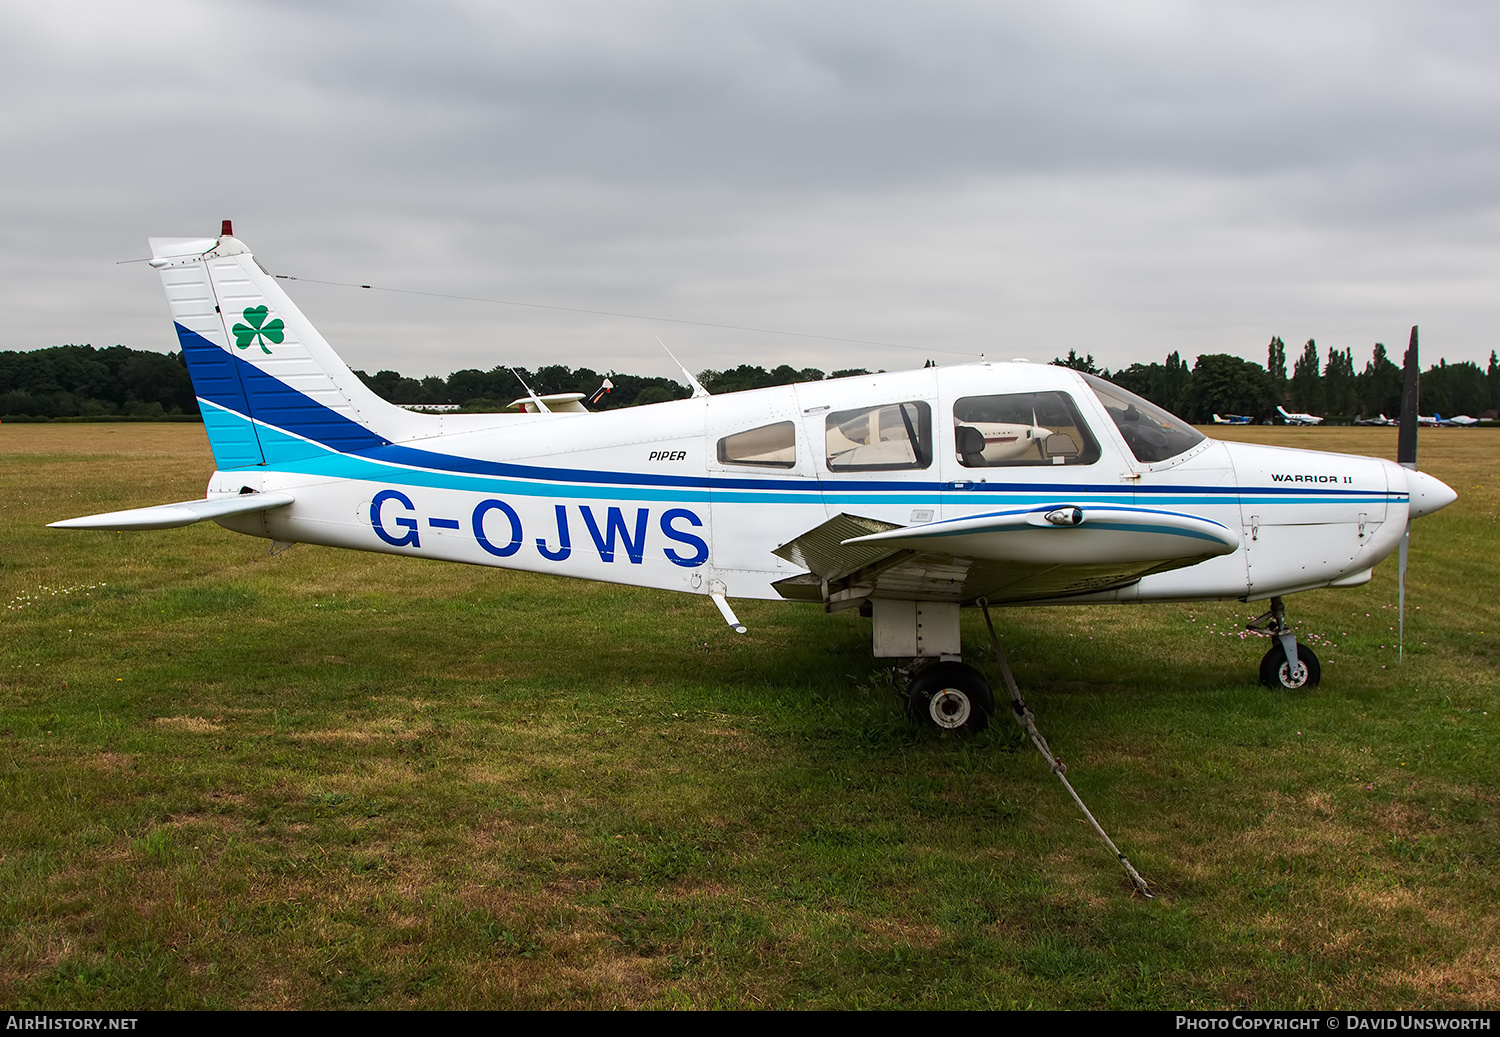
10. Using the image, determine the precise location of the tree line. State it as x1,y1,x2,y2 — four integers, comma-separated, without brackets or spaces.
0,344,197,419
4,339,1497,423
1056,338,1500,423
351,361,876,411
0,344,873,420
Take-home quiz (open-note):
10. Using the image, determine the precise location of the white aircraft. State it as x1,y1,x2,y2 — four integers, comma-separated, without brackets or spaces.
1276,405,1324,426
51,228,1458,733
1419,413,1478,428
1211,413,1252,425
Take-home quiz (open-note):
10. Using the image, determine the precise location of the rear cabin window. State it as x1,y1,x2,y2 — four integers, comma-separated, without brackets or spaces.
717,421,797,468
953,392,1101,467
825,401,933,471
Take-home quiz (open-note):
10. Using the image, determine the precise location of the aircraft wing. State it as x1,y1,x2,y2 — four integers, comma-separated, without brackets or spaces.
49,492,295,531
772,506,1239,606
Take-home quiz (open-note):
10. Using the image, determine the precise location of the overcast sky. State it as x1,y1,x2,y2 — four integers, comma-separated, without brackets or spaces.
4,0,1498,380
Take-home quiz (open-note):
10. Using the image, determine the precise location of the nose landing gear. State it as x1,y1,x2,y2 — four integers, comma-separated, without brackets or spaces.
1248,596,1321,690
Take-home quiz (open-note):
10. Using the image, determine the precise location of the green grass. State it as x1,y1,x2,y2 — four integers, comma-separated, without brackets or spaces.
0,423,1496,1009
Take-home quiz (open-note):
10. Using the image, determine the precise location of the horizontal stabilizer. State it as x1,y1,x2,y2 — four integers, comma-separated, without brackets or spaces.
49,492,295,531
508,392,591,414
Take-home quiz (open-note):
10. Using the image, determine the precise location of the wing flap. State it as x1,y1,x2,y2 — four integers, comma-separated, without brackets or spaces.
772,513,904,582
49,492,295,531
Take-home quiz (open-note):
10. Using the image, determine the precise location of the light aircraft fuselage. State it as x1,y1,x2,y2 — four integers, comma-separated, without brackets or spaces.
51,230,1457,731
193,363,1434,609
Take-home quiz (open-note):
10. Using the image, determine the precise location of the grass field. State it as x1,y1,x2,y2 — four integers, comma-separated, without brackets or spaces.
1,423,1496,1010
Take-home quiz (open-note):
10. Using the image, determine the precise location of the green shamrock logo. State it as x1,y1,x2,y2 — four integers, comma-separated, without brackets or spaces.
232,305,285,354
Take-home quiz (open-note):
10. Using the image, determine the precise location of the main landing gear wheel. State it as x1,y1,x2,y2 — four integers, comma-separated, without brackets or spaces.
1259,642,1321,690
906,662,994,735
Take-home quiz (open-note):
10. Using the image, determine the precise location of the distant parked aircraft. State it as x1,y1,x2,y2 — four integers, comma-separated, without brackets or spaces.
1419,413,1477,427
1277,406,1323,426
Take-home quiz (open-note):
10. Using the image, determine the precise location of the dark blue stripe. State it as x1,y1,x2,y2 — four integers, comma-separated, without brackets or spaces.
177,324,253,416
239,361,387,453
175,323,387,455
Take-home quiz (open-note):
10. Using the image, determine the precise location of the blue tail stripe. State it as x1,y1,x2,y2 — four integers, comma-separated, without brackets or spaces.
239,362,388,454
176,326,263,467
175,323,387,457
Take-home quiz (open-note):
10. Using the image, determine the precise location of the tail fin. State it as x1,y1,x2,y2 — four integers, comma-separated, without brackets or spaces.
151,228,429,469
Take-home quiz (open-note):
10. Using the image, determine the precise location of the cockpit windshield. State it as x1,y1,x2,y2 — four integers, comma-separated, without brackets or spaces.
1081,373,1205,464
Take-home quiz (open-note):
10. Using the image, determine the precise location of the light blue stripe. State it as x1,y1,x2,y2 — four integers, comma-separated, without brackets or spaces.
199,400,264,469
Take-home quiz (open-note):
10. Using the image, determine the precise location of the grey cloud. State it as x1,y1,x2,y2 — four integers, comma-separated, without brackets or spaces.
2,1,1498,376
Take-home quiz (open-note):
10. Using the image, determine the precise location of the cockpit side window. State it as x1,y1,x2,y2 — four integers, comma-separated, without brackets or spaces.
953,392,1101,467
717,421,797,468
826,401,932,471
1082,373,1205,464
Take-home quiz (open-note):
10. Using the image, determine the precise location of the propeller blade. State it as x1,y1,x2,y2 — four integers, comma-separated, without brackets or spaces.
1396,324,1418,660
1398,325,1419,470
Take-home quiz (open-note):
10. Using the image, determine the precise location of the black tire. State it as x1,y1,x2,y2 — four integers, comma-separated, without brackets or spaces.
906,662,994,735
1259,642,1321,690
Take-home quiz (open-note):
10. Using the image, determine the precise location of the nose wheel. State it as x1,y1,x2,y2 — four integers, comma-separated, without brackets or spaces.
1248,596,1321,690
1258,642,1320,689
905,661,995,735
